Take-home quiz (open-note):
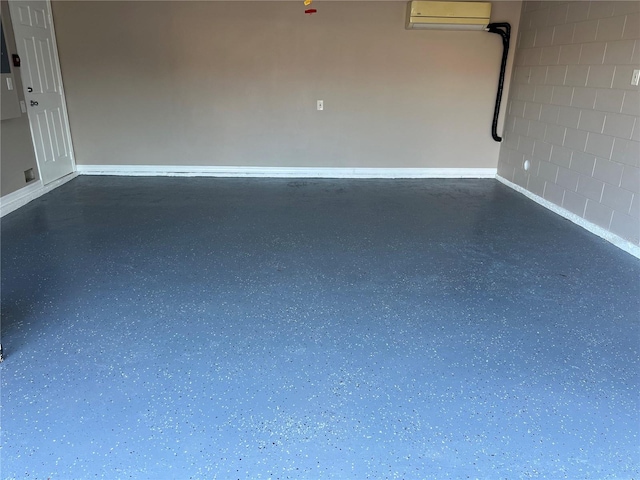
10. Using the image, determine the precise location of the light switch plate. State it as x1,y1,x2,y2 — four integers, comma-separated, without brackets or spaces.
19,100,27,113
632,69,640,86
317,100,323,111
6,77,13,90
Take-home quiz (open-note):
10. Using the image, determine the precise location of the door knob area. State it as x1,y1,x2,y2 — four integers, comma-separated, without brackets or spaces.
30,100,38,106
27,87,33,92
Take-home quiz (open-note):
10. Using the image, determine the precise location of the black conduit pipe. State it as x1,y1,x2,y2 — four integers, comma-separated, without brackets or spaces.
486,22,511,142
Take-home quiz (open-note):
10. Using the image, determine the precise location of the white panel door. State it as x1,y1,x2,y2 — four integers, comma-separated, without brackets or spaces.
8,0,74,185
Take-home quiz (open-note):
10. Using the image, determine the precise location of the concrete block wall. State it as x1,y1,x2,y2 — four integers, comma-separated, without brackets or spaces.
497,1,640,246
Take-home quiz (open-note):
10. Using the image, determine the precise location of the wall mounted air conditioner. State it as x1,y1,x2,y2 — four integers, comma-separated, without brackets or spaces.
404,1,510,143
406,1,492,30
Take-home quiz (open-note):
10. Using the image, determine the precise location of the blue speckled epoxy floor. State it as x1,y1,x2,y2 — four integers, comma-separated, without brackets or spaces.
1,176,639,479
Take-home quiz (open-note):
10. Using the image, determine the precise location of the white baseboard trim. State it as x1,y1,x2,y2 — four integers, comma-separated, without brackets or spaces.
496,175,640,259
0,173,78,218
76,165,497,179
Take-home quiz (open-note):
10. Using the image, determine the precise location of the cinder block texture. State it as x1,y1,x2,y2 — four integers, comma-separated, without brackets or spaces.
499,1,640,245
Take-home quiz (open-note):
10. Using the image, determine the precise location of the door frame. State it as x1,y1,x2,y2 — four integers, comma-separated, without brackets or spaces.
8,0,77,184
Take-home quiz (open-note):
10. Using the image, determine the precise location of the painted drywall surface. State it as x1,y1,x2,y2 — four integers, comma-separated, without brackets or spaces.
0,1,39,197
51,1,522,169
0,117,38,196
498,1,640,245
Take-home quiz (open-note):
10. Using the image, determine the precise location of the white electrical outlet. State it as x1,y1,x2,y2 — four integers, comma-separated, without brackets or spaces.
632,69,640,86
317,100,323,111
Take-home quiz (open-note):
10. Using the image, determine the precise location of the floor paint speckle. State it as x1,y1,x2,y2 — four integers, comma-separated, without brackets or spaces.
1,177,638,479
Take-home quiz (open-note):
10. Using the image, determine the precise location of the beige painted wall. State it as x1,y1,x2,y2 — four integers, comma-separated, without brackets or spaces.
1,1,40,197
52,1,522,168
497,0,640,245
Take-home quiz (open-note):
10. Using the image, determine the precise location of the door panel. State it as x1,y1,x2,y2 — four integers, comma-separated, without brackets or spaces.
21,37,42,92
15,5,32,26
34,110,52,163
38,39,58,93
9,0,74,185
32,6,47,29
50,107,69,158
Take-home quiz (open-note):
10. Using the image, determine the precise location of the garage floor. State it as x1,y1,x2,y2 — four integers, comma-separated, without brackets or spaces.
1,176,638,479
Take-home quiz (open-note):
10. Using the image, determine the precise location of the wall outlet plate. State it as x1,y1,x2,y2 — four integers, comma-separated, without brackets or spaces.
632,69,640,87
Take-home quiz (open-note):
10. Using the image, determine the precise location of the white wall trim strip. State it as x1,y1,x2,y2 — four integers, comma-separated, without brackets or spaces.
76,165,497,179
496,175,640,260
0,173,78,218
